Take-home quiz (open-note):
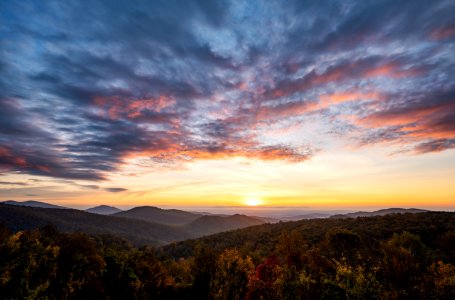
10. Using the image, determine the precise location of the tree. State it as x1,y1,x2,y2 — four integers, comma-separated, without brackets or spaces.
0,230,59,299
192,243,218,299
213,249,254,300
276,230,307,268
247,255,282,299
429,261,455,299
380,231,428,298
323,228,361,264
52,232,105,299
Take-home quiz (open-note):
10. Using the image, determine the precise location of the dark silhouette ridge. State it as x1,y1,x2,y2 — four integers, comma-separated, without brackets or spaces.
86,205,122,215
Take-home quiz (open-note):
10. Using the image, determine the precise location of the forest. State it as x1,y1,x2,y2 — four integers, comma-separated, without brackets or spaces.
1,212,455,299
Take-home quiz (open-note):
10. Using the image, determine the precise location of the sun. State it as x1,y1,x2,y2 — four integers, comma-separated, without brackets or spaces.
244,197,263,206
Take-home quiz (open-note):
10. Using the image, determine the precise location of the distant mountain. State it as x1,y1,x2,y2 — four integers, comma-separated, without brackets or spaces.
86,205,122,215
330,208,428,219
113,206,202,226
282,213,332,221
255,216,280,223
184,214,265,236
0,204,280,246
0,203,194,246
1,200,66,209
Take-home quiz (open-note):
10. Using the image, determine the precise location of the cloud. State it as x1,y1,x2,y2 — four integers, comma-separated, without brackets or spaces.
0,0,454,182
104,188,128,193
0,181,28,186
262,56,424,101
413,139,455,154
354,88,455,151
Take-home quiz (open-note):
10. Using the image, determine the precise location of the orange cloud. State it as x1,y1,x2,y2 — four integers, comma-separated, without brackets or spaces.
127,96,175,118
319,91,382,107
266,59,423,101
94,95,176,120
360,101,455,128
365,63,422,78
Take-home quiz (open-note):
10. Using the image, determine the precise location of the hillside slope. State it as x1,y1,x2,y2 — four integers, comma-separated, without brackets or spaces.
0,204,194,246
330,208,428,218
184,214,265,236
2,200,66,209
86,205,122,215
113,206,202,225
161,211,455,258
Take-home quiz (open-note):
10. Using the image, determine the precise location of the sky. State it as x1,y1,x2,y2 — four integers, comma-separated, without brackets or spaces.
0,0,454,211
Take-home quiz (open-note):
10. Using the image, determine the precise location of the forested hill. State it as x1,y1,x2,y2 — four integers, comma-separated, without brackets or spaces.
0,204,267,245
161,211,455,259
113,206,203,225
0,203,194,246
1,210,454,299
184,214,264,236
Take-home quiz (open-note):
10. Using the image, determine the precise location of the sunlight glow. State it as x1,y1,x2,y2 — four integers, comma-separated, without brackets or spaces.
244,197,263,206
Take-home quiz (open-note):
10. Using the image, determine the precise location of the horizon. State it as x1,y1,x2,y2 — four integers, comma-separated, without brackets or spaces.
2,200,454,218
1,0,454,210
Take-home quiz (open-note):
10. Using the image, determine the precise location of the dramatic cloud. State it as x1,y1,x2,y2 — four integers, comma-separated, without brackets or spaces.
1,0,454,181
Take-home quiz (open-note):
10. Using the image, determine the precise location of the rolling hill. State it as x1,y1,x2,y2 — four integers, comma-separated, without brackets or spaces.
113,206,203,225
0,204,270,245
0,203,193,246
330,208,428,219
86,205,122,215
1,200,67,209
112,206,267,235
161,211,455,259
184,214,265,236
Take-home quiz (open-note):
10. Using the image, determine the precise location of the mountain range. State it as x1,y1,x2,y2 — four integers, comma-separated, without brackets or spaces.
0,200,436,247
0,202,267,245
330,208,429,219
0,203,192,246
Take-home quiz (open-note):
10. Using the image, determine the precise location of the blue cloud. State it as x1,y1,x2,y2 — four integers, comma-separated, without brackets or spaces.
0,0,454,180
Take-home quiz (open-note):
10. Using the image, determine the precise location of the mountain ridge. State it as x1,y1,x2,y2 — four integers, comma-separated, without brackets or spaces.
0,204,269,245
1,200,67,209
86,205,122,215
113,206,203,225
185,214,265,236
330,208,429,219
0,203,193,246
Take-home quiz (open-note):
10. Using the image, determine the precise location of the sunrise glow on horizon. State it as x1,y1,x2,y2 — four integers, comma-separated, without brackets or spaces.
1,1,454,211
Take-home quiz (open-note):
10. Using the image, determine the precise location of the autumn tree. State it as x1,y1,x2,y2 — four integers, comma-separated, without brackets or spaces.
212,249,254,300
